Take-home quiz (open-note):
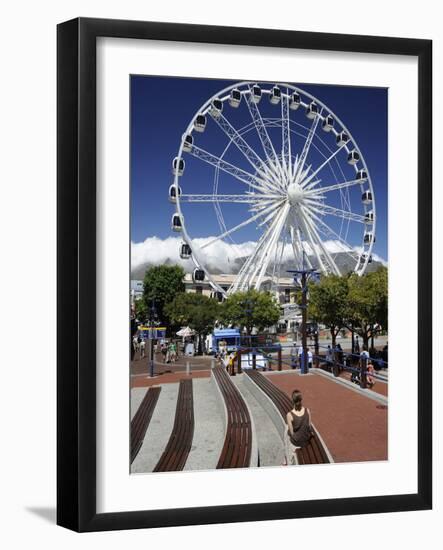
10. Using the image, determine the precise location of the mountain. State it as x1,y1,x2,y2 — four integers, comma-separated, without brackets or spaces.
131,248,385,280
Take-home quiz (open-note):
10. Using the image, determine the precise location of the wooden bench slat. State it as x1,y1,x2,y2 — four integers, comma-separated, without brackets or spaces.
153,379,194,472
162,381,191,471
131,387,161,463
170,380,193,471
213,367,252,469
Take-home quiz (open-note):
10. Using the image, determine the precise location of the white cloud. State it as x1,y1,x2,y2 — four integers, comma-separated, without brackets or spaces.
131,236,256,274
131,236,387,275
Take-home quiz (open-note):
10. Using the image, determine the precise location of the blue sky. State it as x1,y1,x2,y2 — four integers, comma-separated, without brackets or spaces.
131,75,387,262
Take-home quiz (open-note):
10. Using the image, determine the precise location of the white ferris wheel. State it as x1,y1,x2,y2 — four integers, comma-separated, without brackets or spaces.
169,81,376,297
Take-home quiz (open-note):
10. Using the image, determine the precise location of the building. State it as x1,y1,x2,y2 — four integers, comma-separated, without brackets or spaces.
183,272,301,336
131,272,302,336
130,279,144,306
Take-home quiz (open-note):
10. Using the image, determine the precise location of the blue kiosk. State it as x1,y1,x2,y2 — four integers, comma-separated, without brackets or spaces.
211,328,241,354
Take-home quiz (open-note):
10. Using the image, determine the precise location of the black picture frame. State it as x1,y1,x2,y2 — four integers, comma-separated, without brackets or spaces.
57,17,432,532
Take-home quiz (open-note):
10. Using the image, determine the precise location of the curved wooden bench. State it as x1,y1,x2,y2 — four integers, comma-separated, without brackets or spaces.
153,379,194,472
131,386,161,463
212,367,252,469
244,370,331,465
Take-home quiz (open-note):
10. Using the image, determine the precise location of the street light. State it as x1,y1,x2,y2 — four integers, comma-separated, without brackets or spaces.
287,252,320,375
148,299,158,378
239,290,254,373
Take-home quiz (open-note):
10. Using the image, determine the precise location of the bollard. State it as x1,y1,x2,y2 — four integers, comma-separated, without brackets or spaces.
211,357,215,369
149,336,155,378
278,347,282,371
314,334,320,368
186,361,191,376
237,350,241,374
360,357,367,389
301,350,308,375
252,348,256,370
332,351,339,377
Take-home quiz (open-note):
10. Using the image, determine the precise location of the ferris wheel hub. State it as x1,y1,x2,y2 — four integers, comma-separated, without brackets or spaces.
287,182,304,205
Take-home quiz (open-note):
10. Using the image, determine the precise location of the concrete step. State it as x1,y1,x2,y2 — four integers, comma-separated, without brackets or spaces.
184,378,225,471
131,377,226,473
131,383,179,473
233,374,285,468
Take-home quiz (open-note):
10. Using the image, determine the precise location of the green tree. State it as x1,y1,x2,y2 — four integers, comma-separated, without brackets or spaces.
165,292,220,354
347,266,388,348
219,288,281,335
133,298,148,323
308,274,349,347
142,265,185,326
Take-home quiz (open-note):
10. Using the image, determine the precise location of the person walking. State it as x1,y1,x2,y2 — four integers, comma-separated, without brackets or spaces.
283,389,313,465
139,338,146,359
307,348,313,369
326,345,332,366
169,341,177,363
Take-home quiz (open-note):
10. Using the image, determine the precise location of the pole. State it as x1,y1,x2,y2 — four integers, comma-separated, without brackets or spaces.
351,326,355,354
314,330,319,368
149,331,155,378
360,355,367,389
332,347,339,377
301,271,308,374
277,346,282,371
148,299,157,378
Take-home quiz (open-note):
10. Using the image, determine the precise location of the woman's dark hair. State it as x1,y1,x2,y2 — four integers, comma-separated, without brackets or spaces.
291,389,303,411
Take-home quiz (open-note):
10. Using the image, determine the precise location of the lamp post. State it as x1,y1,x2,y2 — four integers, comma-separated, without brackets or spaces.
148,299,157,378
288,252,320,375
240,288,254,373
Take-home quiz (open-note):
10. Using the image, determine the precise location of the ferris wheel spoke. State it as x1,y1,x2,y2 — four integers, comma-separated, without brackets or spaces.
306,177,365,197
252,203,291,289
209,111,276,182
303,205,360,263
293,112,321,184
200,199,285,250
288,225,304,269
257,201,286,227
281,92,292,179
308,203,367,224
300,206,341,275
245,87,284,183
272,230,287,284
301,143,347,189
188,145,274,194
297,206,327,273
249,198,281,214
233,211,282,291
289,226,300,267
180,193,283,203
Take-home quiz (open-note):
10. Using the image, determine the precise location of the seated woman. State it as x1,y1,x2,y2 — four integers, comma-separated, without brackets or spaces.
283,389,313,465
